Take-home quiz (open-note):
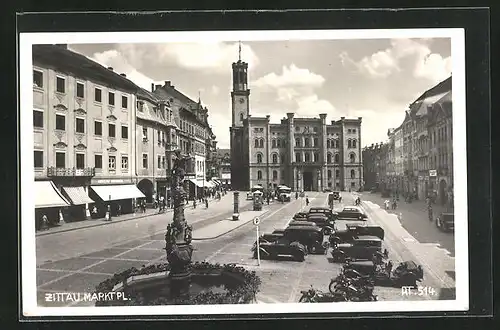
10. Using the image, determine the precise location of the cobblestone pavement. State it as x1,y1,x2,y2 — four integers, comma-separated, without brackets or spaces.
355,191,454,256
34,191,454,307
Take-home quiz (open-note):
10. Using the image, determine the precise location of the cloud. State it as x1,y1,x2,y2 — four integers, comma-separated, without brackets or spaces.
340,38,452,82
113,42,259,74
296,94,336,116
89,49,156,90
211,85,220,95
350,109,406,147
253,64,325,88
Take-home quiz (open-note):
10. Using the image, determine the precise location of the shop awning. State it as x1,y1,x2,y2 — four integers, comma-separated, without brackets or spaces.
91,184,145,201
204,181,214,188
188,179,204,188
62,186,95,205
35,181,70,208
210,180,220,186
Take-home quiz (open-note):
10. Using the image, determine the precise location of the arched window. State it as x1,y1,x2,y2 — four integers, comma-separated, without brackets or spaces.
334,153,340,163
304,153,310,162
352,139,357,148
277,139,281,147
313,137,318,147
257,170,262,180
350,169,356,179
327,140,331,148
272,139,276,148
348,139,352,148
295,138,301,147
272,170,278,180
239,112,244,121
313,152,319,163
280,153,285,164
335,169,340,178
254,139,259,148
327,170,332,179
349,152,356,163
272,153,278,164
295,152,301,162
304,138,310,147
327,153,332,163
256,153,263,164
334,140,339,148
259,138,264,148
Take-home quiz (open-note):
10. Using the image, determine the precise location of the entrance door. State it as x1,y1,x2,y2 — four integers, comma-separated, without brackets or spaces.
303,171,313,191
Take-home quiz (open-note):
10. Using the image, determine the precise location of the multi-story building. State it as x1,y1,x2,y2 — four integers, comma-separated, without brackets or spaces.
134,86,177,202
427,89,453,207
153,81,216,199
362,142,385,190
386,128,396,192
229,56,363,192
212,148,231,189
402,109,415,196
393,125,404,193
32,44,144,225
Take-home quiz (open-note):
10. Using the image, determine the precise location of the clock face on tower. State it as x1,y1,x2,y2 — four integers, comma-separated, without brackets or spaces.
239,97,245,104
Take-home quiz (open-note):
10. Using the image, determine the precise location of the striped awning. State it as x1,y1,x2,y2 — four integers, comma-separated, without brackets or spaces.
35,181,70,208
62,186,95,205
189,179,204,188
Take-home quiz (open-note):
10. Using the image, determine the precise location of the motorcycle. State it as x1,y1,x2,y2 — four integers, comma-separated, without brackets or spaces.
333,283,377,302
299,286,347,303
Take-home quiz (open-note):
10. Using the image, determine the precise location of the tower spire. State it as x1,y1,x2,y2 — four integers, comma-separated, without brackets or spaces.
238,40,241,62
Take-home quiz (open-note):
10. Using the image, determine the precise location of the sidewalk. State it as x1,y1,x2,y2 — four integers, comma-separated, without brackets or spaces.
358,191,449,216
36,194,246,237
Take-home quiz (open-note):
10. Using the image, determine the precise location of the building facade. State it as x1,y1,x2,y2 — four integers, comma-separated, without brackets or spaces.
153,81,216,199
362,142,384,190
135,87,177,203
32,44,144,225
393,125,404,193
212,148,231,188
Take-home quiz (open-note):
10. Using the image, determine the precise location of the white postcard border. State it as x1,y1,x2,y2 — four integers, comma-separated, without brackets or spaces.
20,28,468,317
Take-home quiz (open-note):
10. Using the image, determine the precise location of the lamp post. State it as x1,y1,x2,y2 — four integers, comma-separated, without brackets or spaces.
164,150,194,298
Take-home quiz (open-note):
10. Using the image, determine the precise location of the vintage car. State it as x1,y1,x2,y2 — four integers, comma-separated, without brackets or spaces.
391,261,424,287
331,236,383,262
287,221,318,228
278,185,292,202
293,212,309,221
330,224,385,245
336,206,368,221
435,212,454,232
281,226,330,254
305,213,335,235
308,206,339,222
252,239,307,262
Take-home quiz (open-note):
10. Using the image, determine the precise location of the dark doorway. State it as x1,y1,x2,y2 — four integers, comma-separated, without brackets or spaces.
303,171,313,191
439,179,447,205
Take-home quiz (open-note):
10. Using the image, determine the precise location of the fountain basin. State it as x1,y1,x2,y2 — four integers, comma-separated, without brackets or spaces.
95,262,261,306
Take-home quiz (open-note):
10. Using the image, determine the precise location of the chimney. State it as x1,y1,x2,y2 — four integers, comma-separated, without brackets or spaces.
165,81,174,88
151,83,155,92
107,67,114,71
155,84,162,90
120,73,127,78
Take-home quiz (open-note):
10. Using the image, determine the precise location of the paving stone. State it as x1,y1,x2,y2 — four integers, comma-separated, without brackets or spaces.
85,259,147,275
37,269,71,287
112,240,147,249
39,272,111,293
140,240,167,250
80,248,125,259
116,249,165,261
39,257,102,272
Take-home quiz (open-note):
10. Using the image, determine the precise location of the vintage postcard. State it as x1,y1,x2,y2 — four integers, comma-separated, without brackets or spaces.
20,28,467,317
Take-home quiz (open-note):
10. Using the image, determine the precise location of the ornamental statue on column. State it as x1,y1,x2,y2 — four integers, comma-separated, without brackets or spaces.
164,150,194,297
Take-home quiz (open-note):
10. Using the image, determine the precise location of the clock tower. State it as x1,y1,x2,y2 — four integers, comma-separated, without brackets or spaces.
231,42,250,127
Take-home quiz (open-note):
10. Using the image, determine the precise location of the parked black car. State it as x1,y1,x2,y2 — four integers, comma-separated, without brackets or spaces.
283,226,330,254
336,206,368,221
305,213,335,235
308,206,338,222
293,212,309,221
331,236,384,262
435,212,454,232
287,221,318,228
330,224,385,245
252,239,307,261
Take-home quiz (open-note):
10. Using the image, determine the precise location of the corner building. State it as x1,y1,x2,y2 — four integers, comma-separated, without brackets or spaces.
230,57,363,192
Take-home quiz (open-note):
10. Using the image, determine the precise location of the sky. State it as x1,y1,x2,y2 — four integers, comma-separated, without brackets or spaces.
69,37,451,149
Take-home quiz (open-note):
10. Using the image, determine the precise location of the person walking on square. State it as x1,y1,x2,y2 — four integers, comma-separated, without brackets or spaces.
117,204,122,216
41,214,49,230
92,205,98,219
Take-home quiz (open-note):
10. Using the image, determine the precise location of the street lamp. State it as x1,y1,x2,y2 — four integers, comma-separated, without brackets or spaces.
164,149,194,298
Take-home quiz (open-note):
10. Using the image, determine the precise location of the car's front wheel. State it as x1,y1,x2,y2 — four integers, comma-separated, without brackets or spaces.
293,251,305,262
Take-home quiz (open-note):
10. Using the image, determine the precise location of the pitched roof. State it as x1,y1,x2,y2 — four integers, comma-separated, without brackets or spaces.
33,45,138,92
137,87,160,104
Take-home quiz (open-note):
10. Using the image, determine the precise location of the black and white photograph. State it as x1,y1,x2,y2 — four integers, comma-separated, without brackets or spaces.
20,28,468,316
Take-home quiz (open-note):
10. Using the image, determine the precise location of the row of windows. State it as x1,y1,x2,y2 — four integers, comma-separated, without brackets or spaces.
33,150,174,171
33,70,129,108
254,169,358,180
33,110,129,138
326,139,340,148
295,137,319,148
271,139,287,148
253,137,357,149
34,151,129,170
180,119,207,139
253,152,357,164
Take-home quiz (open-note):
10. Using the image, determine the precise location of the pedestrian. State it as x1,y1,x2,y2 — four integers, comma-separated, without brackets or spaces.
295,191,298,200
117,204,122,216
392,198,397,210
305,196,309,206
58,209,64,224
339,196,342,204
384,200,390,210
106,204,111,221
92,205,98,219
41,214,49,230
205,197,209,208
